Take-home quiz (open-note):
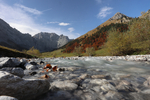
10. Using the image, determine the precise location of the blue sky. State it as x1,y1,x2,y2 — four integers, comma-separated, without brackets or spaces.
0,0,149,39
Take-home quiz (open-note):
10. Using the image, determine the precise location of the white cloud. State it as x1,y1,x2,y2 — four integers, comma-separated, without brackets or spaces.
15,4,42,15
0,2,78,39
68,27,75,32
95,0,102,3
59,22,70,26
97,6,113,18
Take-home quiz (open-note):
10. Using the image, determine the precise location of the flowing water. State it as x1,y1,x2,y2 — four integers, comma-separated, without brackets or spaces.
41,57,150,75
30,57,150,100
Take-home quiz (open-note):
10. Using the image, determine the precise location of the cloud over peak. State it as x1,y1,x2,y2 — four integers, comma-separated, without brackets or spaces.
97,6,113,18
59,22,70,26
0,2,77,39
68,27,75,32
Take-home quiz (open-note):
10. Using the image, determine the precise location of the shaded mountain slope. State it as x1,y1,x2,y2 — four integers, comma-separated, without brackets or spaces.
0,18,71,52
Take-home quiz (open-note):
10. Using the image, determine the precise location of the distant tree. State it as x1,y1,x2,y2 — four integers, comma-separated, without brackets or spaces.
86,47,95,56
73,46,83,57
27,47,41,57
52,53,57,58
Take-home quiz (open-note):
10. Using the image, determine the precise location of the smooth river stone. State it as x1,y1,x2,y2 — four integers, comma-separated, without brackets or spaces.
50,80,78,91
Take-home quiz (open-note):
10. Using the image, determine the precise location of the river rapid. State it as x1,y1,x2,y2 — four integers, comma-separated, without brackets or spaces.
25,55,150,100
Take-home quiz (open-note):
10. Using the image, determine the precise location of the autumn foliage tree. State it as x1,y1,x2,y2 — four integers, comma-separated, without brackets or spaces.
27,47,41,57
86,47,95,56
63,23,128,53
73,46,83,57
105,18,150,55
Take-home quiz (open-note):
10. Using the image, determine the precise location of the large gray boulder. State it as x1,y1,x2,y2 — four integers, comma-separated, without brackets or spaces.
0,71,50,100
24,63,38,70
0,67,24,77
0,57,17,68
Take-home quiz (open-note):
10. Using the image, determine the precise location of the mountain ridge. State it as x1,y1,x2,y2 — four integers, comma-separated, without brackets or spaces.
77,12,132,39
62,9,150,53
0,18,72,52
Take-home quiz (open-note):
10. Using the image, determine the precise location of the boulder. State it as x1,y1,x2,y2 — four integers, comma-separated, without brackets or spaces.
0,71,50,100
24,63,38,70
105,91,126,100
116,80,136,92
0,67,24,77
89,79,109,85
11,58,21,66
79,73,89,79
20,58,27,63
101,83,117,92
0,57,17,68
144,76,150,87
29,61,38,65
54,90,72,99
142,89,150,94
91,75,111,80
50,80,78,91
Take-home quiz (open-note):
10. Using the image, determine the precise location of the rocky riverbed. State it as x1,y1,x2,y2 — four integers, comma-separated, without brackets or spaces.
1,55,150,100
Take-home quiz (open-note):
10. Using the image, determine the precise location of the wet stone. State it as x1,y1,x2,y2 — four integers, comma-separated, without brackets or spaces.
105,91,126,100
50,80,78,91
29,71,37,76
91,74,112,80
101,83,117,92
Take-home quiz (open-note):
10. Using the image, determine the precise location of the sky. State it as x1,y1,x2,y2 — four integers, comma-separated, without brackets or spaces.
0,0,149,39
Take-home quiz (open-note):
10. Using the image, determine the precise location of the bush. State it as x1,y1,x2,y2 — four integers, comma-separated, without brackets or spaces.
104,18,150,55
86,47,95,56
73,46,83,57
27,47,41,57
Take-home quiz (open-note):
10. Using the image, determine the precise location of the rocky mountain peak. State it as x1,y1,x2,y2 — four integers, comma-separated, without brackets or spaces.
109,12,129,21
147,9,150,13
0,18,72,52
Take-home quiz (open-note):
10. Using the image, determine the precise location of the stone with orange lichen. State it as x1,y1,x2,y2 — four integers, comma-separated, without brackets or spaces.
41,74,50,79
52,66,57,72
43,64,52,69
46,69,49,72
45,74,50,78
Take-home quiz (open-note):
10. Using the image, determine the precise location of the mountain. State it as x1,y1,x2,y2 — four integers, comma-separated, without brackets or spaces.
33,32,70,52
63,9,150,53
77,12,132,39
0,18,71,52
62,12,133,53
139,9,150,19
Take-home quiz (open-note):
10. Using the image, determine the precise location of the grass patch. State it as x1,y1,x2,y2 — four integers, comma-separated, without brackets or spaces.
0,45,34,58
42,49,75,57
